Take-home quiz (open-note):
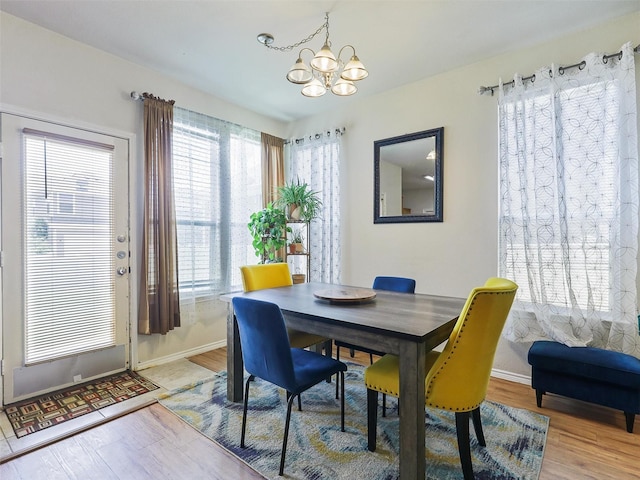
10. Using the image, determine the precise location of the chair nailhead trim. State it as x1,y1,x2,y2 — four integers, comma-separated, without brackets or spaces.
373,288,516,410
426,291,510,398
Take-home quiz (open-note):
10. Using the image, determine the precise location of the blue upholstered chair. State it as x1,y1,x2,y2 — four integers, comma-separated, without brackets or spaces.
232,297,348,476
334,276,416,413
364,277,518,480
240,263,331,352
371,275,417,294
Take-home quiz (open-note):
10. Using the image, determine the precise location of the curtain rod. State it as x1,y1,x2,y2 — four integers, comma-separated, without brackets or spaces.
130,91,175,104
478,43,640,96
285,127,346,145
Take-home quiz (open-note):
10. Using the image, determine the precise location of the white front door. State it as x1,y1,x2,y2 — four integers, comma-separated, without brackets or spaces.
1,113,130,404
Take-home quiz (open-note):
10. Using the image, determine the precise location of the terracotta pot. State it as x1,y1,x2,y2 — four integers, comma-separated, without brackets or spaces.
291,273,306,284
289,204,301,220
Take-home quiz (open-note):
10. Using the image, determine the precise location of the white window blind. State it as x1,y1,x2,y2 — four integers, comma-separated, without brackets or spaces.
172,108,261,299
498,42,639,355
500,82,618,312
23,131,116,364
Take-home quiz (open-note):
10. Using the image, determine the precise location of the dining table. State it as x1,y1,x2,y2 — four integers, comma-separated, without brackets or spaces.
220,281,467,479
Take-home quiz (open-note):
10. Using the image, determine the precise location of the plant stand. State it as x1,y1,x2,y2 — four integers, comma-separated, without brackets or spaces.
285,220,310,282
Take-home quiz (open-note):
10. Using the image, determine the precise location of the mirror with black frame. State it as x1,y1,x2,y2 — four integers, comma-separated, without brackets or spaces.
374,127,443,224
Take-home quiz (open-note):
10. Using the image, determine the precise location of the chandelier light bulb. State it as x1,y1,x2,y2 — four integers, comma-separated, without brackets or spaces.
311,43,339,73
286,58,313,84
301,77,327,97
341,54,368,81
331,78,357,96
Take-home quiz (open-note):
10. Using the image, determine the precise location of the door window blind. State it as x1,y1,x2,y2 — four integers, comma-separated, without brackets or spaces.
23,131,116,364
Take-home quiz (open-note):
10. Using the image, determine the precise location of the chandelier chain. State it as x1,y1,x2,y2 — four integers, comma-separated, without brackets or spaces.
263,14,329,52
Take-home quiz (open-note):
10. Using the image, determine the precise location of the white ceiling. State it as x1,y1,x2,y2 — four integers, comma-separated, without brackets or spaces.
2,1,639,122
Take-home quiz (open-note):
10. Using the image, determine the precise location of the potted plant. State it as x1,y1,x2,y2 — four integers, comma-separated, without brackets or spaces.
291,271,306,284
275,178,322,222
247,203,291,263
288,228,304,254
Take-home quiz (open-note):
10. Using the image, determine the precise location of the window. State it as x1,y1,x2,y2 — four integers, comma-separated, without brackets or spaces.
498,43,638,354
56,192,75,214
172,108,262,300
500,82,616,312
287,133,342,284
23,131,116,364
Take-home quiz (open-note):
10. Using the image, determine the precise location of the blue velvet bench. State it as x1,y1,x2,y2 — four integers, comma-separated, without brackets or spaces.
528,340,640,433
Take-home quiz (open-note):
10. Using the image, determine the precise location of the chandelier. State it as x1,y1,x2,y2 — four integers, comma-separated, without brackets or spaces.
257,12,368,98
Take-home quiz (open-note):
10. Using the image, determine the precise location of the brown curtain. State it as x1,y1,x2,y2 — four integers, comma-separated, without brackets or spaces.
261,132,285,207
138,94,181,334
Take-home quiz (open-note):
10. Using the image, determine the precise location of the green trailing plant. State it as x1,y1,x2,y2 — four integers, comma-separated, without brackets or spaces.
247,203,291,263
275,178,322,222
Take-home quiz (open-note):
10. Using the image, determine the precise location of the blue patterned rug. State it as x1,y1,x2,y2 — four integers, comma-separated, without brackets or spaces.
158,364,548,479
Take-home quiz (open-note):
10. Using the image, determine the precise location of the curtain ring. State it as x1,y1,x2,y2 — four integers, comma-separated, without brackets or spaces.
578,60,586,70
559,66,565,75
315,133,321,139
327,130,331,137
530,74,536,83
549,68,554,78
604,51,623,62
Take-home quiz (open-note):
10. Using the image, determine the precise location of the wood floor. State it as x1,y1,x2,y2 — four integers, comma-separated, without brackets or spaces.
2,347,639,479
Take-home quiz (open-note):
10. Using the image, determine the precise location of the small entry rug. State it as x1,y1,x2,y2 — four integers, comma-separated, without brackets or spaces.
158,364,548,479
6,370,159,438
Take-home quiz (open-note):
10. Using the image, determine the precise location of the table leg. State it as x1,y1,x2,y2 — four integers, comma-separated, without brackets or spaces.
398,342,427,479
226,305,244,402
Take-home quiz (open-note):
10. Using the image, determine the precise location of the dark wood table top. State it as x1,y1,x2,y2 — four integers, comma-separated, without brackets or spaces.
221,281,466,342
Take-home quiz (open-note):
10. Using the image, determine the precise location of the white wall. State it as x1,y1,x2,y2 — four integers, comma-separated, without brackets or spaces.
0,12,287,368
286,12,640,378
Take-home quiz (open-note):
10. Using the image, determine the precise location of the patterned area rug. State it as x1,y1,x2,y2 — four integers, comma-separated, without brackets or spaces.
6,370,159,438
158,364,548,479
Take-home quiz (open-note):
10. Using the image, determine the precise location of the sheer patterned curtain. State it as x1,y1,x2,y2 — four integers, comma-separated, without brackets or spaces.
172,108,262,323
139,95,181,335
499,42,639,356
287,132,342,283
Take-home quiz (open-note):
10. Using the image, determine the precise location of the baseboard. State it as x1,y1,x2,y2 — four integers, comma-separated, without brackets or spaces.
134,342,532,386
491,368,531,385
134,340,226,371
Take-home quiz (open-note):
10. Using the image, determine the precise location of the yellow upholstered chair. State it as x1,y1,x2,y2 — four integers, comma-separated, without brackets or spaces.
240,263,331,351
364,277,518,480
